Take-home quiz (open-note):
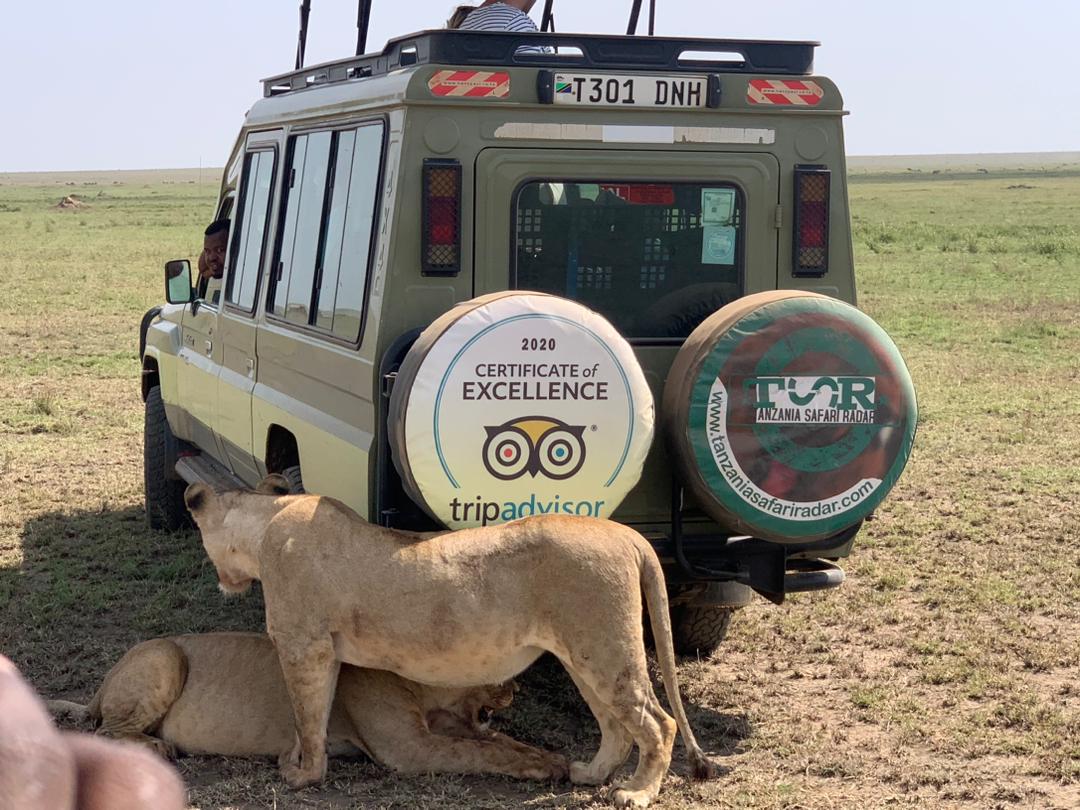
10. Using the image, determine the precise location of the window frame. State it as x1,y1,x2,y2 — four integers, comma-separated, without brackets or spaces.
191,193,236,311
509,176,747,346
224,146,279,317
265,115,389,349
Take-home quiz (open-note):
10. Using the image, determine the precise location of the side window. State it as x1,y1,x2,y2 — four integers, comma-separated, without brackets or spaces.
196,195,233,307
316,126,383,341
276,131,332,325
270,122,384,342
226,150,276,312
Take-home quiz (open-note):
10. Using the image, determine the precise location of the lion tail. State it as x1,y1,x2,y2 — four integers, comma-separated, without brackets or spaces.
637,537,717,780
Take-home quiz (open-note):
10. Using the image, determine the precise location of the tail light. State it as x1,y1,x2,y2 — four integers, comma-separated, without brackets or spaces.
793,165,830,276
422,158,461,276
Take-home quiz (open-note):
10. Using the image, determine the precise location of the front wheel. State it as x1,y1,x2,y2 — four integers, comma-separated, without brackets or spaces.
144,386,189,531
671,605,733,658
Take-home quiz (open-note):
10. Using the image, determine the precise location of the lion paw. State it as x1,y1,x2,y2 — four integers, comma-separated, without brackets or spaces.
277,741,301,771
570,760,606,786
545,753,570,782
523,752,569,782
280,755,326,790
612,787,653,809
146,737,178,761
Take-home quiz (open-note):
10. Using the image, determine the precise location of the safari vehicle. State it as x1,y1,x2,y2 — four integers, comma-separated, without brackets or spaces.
140,1,915,655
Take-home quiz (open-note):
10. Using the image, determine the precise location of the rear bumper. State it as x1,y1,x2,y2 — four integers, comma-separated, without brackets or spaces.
641,524,856,604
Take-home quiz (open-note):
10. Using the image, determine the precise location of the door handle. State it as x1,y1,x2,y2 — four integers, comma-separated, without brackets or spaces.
246,357,255,376
204,340,213,355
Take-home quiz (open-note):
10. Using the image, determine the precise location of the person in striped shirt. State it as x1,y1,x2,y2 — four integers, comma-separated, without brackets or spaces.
447,1,549,53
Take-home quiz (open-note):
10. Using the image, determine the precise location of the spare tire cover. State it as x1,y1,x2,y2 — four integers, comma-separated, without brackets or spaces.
663,290,917,543
389,292,654,529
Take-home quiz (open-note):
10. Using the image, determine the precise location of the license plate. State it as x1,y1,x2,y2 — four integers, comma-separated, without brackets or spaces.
553,73,709,109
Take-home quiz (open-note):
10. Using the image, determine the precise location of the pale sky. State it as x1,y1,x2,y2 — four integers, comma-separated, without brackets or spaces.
2,0,1077,172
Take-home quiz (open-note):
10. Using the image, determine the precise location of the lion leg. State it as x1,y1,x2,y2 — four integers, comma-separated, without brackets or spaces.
272,634,340,789
561,643,676,808
559,663,633,786
95,639,187,760
365,709,567,781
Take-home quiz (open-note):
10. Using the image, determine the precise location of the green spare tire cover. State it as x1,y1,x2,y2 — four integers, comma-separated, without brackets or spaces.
663,290,917,544
389,292,655,529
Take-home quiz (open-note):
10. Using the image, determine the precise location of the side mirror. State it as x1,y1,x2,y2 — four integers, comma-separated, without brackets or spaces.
165,260,192,304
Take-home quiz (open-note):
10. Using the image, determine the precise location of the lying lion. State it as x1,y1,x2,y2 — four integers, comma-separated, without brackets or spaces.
48,632,567,782
185,477,716,809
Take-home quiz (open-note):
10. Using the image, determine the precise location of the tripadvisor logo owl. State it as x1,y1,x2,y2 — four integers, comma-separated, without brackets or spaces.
482,416,587,481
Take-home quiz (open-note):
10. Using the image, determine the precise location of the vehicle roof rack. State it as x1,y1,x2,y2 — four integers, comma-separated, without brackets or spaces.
263,30,817,97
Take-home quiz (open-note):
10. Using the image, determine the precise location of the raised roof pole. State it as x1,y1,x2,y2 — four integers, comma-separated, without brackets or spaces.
356,0,373,55
295,0,311,69
626,0,642,34
626,0,656,35
540,0,555,32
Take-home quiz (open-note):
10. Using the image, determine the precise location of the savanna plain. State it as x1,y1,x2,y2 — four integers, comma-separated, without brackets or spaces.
0,163,1077,809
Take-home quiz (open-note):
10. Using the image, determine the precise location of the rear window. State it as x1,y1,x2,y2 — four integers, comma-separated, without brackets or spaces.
513,181,742,339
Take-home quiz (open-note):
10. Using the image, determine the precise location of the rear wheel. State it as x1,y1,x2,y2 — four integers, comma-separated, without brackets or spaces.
671,605,733,658
144,386,189,531
280,465,305,494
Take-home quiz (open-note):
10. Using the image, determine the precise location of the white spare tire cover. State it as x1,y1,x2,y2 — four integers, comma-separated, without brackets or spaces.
389,292,654,529
663,290,917,544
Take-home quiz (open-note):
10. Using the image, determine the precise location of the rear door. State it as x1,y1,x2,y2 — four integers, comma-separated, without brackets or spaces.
474,147,780,523
215,132,281,483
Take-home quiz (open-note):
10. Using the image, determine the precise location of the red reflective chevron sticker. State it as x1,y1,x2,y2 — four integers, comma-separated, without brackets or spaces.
747,79,824,106
428,70,511,98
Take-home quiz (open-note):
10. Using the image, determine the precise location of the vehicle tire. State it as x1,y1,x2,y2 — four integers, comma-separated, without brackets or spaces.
280,465,305,494
671,605,733,658
662,289,918,544
144,385,189,531
387,292,653,529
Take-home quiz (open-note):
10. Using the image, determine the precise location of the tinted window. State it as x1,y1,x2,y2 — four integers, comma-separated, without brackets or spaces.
270,124,383,342
514,182,743,339
226,150,276,311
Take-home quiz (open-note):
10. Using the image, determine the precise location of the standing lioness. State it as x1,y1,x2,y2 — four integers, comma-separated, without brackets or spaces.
186,481,716,809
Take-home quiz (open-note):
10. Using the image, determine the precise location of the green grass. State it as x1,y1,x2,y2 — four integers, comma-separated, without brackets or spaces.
0,170,1077,809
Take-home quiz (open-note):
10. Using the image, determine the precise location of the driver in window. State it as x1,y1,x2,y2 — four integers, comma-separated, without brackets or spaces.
196,219,230,302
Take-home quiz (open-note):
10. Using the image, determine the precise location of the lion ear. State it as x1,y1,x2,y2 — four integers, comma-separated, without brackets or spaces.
184,483,215,515
255,474,292,496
